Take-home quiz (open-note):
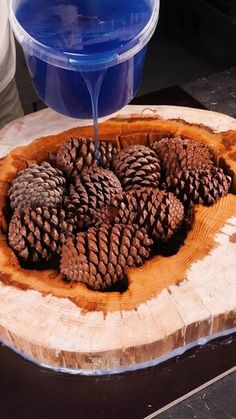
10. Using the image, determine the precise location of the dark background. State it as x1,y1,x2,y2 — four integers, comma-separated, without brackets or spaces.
0,334,236,419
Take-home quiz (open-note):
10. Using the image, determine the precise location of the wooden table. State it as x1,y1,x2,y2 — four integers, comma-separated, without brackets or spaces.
0,104,236,419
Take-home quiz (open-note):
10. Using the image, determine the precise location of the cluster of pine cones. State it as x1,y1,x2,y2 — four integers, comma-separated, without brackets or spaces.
8,135,231,291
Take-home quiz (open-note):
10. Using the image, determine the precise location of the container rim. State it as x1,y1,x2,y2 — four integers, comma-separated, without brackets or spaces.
9,0,160,71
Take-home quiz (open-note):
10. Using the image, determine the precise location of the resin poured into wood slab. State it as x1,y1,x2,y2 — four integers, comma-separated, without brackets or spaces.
0,109,235,373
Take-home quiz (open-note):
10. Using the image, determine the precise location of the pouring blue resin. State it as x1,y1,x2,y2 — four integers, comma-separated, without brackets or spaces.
11,0,159,160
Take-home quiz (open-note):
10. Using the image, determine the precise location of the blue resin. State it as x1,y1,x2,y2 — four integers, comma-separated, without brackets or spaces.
16,0,151,119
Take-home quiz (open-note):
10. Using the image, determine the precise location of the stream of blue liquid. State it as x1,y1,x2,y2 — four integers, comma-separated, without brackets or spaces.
81,70,106,162
17,0,152,160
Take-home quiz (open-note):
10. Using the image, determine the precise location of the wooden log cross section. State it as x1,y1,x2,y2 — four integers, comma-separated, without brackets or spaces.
0,112,235,372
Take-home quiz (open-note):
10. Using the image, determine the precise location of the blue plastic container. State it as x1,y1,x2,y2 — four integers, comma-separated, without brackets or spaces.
10,0,160,119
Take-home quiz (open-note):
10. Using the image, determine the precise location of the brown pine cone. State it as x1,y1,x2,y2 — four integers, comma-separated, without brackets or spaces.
60,223,153,291
56,137,118,177
9,162,66,210
64,166,122,229
151,136,214,176
8,207,74,263
166,167,231,207
113,145,161,191
97,188,184,241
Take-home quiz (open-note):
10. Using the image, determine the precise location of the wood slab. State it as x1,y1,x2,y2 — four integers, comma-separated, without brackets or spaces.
0,106,235,373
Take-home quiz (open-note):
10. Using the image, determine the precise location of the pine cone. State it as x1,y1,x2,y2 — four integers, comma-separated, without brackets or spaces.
151,136,214,176
9,162,66,210
64,166,122,229
56,137,118,177
60,223,153,291
166,167,231,208
97,188,184,241
8,207,74,263
113,145,161,191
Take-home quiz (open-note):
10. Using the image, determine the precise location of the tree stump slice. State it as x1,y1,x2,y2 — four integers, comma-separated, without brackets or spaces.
0,106,236,373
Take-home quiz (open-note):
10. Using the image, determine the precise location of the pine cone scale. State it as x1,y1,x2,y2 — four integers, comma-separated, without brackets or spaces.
166,167,231,208
151,136,214,176
65,166,122,229
97,188,184,242
9,207,75,263
56,137,118,177
9,162,66,210
113,145,161,191
61,224,153,291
